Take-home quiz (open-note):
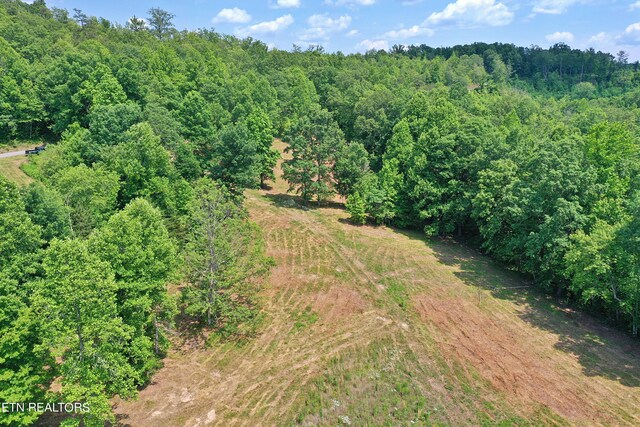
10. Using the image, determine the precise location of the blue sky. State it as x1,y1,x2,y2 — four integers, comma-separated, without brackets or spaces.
41,0,640,60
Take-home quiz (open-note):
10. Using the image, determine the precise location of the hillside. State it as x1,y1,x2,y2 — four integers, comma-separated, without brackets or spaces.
113,141,640,426
3,3,640,425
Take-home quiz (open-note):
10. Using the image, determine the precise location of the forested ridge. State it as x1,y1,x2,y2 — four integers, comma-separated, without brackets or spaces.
1,0,640,425
395,42,639,94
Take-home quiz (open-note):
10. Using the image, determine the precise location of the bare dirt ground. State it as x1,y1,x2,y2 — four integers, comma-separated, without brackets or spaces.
114,139,640,426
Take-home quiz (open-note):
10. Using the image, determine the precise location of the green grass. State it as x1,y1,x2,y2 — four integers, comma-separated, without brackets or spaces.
291,306,319,331
384,278,409,310
19,160,40,180
0,155,33,186
288,338,542,426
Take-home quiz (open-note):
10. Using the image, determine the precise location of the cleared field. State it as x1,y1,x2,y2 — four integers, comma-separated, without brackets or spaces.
114,140,640,426
0,155,33,186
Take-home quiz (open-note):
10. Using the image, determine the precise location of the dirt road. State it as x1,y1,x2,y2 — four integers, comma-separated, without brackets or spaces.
0,150,26,158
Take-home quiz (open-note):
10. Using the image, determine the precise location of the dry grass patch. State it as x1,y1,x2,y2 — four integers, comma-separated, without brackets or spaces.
114,140,640,426
0,155,32,186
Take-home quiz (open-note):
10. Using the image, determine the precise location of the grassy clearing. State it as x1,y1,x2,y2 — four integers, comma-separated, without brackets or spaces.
292,339,434,426
0,155,33,186
114,140,640,426
291,336,555,427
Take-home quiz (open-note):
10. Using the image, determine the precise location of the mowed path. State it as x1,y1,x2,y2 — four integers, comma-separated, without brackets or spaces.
0,155,32,186
115,140,640,426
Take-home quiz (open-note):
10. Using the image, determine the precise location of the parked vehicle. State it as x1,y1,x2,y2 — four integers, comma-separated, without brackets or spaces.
25,144,46,155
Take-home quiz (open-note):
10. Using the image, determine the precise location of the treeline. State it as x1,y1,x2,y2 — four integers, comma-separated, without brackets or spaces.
394,42,639,94
1,0,640,424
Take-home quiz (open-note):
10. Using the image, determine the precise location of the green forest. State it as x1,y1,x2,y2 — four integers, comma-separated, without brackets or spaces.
1,0,640,425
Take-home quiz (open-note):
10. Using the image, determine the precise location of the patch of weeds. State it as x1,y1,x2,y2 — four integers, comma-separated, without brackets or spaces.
19,160,39,179
385,279,409,310
291,306,319,331
290,339,440,426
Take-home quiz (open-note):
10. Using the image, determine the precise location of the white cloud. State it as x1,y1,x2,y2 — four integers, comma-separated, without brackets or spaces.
273,0,301,8
300,14,352,41
212,8,251,24
589,32,610,44
545,31,574,43
632,1,640,10
308,14,352,30
426,0,514,28
384,25,434,39
346,29,360,37
620,22,640,45
237,15,294,36
584,24,640,62
326,0,376,6
532,0,582,15
583,26,640,61
358,39,389,50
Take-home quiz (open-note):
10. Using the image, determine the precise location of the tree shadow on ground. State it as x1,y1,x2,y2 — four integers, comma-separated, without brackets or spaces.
35,409,132,426
35,412,69,426
172,312,207,352
114,413,131,427
337,217,366,226
262,192,345,211
397,229,640,388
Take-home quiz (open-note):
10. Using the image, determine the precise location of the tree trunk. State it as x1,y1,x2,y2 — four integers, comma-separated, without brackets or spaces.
75,304,84,361
207,283,214,327
579,63,584,82
154,314,159,354
633,295,639,337
206,200,218,327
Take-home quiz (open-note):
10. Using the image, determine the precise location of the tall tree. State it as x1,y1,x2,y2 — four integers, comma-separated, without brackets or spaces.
90,199,178,369
52,165,120,237
334,142,369,198
176,91,216,146
209,123,261,192
127,16,147,32
183,179,270,332
22,183,72,242
103,122,173,206
35,239,137,426
72,8,89,27
283,107,346,204
147,8,175,40
245,108,279,187
0,178,52,427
